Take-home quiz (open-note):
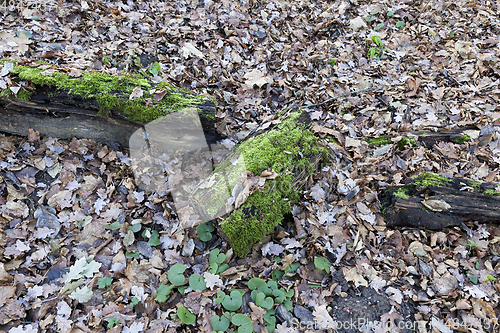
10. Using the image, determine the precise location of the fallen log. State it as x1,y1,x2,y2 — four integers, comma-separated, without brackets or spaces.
380,172,500,229
188,110,328,257
0,60,217,148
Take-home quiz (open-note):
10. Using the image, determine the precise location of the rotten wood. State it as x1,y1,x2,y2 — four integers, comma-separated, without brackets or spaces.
0,86,217,148
381,174,500,229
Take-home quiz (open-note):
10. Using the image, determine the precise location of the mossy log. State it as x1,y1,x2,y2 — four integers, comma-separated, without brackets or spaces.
189,110,328,257
0,61,217,147
381,172,500,229
412,125,478,147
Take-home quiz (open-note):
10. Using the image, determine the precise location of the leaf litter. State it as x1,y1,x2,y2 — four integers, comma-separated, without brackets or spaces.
0,0,500,332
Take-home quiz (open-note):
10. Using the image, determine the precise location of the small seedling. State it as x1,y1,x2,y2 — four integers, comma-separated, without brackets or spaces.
107,318,120,329
396,20,405,28
368,35,387,60
125,250,140,259
467,240,478,255
154,283,175,302
130,297,139,307
177,306,196,325
168,263,187,286
484,275,498,283
97,277,113,289
211,313,231,332
209,248,229,274
231,314,253,333
189,273,207,291
149,62,161,76
196,222,215,242
314,256,331,274
103,221,121,230
468,274,478,284
327,59,337,66
387,11,394,17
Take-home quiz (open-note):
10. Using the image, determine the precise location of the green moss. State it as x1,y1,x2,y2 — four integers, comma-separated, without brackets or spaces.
394,188,410,199
455,134,470,144
411,172,452,187
1,61,204,123
484,189,500,195
396,137,417,150
365,137,392,147
220,112,328,257
468,180,481,189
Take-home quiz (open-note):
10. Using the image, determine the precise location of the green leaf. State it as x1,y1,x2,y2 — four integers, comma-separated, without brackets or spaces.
125,250,140,259
476,261,480,270
196,222,215,242
222,290,243,311
107,318,120,329
103,222,121,230
484,275,498,283
248,278,267,291
371,35,383,47
374,23,384,31
284,299,293,311
208,263,219,274
396,21,405,28
148,230,161,246
128,222,142,233
17,30,32,38
215,290,226,304
189,273,207,291
263,311,276,333
209,248,226,265
468,274,478,284
284,263,300,275
370,10,379,15
272,269,284,280
272,289,286,303
387,11,394,17
31,16,40,21
217,263,230,275
103,56,110,64
177,306,196,325
210,314,231,332
365,16,375,22
368,48,376,58
168,263,186,286
130,297,139,306
314,257,331,274
255,292,274,310
327,59,337,66
155,283,175,302
231,314,253,333
97,277,113,289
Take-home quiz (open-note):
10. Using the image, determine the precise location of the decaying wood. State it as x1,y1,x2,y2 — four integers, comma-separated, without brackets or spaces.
381,174,500,229
411,125,479,147
189,110,324,224
0,87,217,148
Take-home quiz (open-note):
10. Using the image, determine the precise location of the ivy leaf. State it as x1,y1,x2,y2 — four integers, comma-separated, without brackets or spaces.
222,290,243,311
168,263,186,286
272,289,286,303
231,314,253,333
263,311,276,333
188,273,207,291
196,222,215,242
314,256,331,274
154,283,174,302
210,314,231,331
97,277,112,289
177,306,196,325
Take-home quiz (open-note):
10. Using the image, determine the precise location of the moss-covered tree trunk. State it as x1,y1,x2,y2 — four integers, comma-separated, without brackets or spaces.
189,110,328,257
381,173,500,229
0,61,216,147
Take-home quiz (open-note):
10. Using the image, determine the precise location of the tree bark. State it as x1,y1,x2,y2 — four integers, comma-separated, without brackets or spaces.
381,173,500,229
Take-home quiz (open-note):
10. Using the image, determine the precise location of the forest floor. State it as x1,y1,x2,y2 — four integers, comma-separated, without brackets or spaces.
1,0,500,332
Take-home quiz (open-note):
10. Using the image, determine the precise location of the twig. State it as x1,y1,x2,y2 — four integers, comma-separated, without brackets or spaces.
302,83,375,108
